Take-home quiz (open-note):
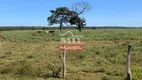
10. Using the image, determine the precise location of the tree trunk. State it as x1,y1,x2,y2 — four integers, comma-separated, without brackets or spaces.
78,23,82,32
79,27,82,32
60,22,63,31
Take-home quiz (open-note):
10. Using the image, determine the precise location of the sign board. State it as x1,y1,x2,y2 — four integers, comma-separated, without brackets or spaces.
59,31,84,51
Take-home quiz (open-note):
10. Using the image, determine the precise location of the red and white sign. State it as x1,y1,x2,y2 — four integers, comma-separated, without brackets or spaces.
59,31,84,51
60,43,84,51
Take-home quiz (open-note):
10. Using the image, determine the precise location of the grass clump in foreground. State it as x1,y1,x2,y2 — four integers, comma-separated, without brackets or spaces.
0,29,142,80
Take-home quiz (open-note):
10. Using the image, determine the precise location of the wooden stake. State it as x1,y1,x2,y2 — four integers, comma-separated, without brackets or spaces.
62,49,66,78
126,45,132,80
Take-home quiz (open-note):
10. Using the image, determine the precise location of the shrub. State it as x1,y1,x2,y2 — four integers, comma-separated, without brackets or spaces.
16,61,40,77
47,62,62,78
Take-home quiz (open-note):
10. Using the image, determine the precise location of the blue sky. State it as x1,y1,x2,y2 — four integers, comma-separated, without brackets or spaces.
0,0,142,27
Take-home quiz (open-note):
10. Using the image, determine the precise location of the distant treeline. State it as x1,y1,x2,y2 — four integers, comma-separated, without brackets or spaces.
0,26,141,31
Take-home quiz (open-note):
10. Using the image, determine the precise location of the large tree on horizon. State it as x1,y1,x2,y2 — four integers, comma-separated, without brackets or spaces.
70,1,92,32
47,1,92,32
47,7,72,31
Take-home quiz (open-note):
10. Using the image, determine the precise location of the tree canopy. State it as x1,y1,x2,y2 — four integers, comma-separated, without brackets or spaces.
47,1,92,32
47,7,71,31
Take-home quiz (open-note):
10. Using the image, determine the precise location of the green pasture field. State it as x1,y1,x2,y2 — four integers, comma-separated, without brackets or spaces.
0,29,142,80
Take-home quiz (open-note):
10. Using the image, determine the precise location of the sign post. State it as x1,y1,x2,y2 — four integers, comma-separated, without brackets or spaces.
59,31,84,78
126,45,132,80
62,49,66,78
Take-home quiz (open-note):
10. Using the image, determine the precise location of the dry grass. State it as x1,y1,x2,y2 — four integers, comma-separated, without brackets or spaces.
0,29,142,80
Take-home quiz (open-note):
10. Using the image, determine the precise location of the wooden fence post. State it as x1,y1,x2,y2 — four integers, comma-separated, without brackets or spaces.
62,49,66,78
126,45,132,80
